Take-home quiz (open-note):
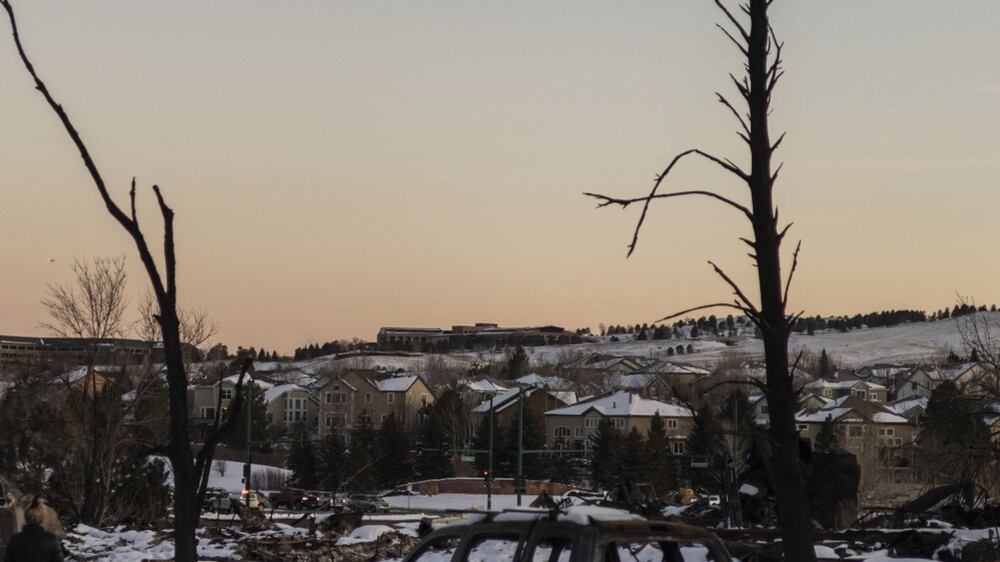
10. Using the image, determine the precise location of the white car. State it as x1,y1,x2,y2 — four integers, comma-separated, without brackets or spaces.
707,495,721,507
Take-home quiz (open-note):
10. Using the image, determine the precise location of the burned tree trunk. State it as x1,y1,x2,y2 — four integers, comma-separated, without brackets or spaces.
0,3,249,560
586,1,816,560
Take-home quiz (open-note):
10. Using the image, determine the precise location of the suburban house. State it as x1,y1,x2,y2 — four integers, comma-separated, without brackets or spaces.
264,383,319,436
885,396,929,425
470,385,573,435
749,392,832,427
794,395,914,453
557,353,648,383
544,390,694,453
456,378,508,409
894,366,948,401
603,373,675,401
856,364,916,390
375,373,436,431
804,378,888,403
188,374,273,425
639,361,711,401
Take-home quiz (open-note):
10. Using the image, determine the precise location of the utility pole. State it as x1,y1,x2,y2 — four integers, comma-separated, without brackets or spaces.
516,387,524,506
244,377,253,505
487,393,494,511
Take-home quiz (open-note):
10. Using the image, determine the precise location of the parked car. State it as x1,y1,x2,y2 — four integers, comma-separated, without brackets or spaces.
309,491,344,511
707,495,721,507
201,488,232,512
267,488,319,510
402,506,732,562
347,493,391,513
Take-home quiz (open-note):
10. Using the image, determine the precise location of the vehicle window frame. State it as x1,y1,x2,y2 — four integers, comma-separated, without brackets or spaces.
405,531,465,562
459,531,524,562
523,524,581,562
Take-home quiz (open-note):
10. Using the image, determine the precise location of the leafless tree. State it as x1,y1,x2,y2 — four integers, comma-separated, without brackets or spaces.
1,3,246,559
136,292,220,361
585,1,815,559
40,256,128,342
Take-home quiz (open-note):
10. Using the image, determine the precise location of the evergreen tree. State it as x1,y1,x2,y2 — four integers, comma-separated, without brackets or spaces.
318,429,347,492
346,415,379,491
588,418,622,491
286,426,318,489
415,406,454,480
505,345,529,380
818,349,831,379
376,413,412,488
686,404,725,489
636,329,648,341
814,416,838,453
221,383,272,450
502,405,547,480
471,412,501,475
646,413,674,496
620,427,648,498
547,438,584,485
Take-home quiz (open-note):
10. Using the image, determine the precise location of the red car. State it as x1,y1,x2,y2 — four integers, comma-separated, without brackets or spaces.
267,488,319,510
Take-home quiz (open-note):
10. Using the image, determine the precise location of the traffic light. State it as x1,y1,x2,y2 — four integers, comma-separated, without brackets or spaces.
482,469,490,482
242,463,251,484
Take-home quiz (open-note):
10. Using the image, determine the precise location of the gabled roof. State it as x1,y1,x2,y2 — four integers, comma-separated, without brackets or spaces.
263,383,306,403
603,373,659,391
639,361,710,376
222,374,273,391
515,373,572,390
470,385,572,414
804,378,887,391
459,378,509,393
376,374,422,392
545,390,692,418
796,395,908,425
885,396,929,416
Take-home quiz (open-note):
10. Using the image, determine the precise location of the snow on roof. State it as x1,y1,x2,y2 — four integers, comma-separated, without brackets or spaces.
461,378,509,393
804,378,887,391
796,407,854,424
222,374,273,390
263,383,304,403
376,374,420,392
549,391,578,405
515,374,572,390
885,396,929,415
604,373,657,390
471,386,536,413
641,361,710,376
871,411,910,424
546,390,692,418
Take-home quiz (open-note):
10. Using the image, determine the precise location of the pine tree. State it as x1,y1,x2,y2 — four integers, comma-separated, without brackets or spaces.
415,406,454,480
471,412,501,475
222,383,272,450
818,349,831,379
620,427,648,498
503,405,547,480
318,429,347,492
376,413,412,488
588,418,622,491
814,416,838,453
346,415,379,491
505,345,529,380
286,426,318,489
646,413,674,496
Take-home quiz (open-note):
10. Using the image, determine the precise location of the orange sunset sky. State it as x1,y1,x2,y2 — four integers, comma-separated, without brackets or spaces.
1,1,999,353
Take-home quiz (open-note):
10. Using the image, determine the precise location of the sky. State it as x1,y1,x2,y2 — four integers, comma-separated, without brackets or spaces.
0,2,999,353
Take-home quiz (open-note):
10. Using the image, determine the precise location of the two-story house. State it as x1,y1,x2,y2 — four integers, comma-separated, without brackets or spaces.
804,378,888,403
544,390,693,453
264,383,319,436
469,385,574,435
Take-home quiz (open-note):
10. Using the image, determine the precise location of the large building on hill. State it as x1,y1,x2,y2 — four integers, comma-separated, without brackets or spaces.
0,335,153,366
376,323,575,351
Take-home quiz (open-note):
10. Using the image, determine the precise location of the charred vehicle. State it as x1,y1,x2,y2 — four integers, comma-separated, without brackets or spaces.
403,506,732,562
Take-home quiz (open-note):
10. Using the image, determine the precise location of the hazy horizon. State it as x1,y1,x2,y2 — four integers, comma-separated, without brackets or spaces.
2,1,999,353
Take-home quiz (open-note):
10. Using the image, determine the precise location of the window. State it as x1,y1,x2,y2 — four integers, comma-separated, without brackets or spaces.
670,441,685,454
848,425,863,437
387,393,395,404
796,424,808,432
325,391,333,404
325,414,334,428
879,427,895,437
667,419,678,430
612,418,626,430
200,407,215,420
584,416,599,429
466,536,519,562
574,427,584,437
365,392,372,404
381,414,388,423
760,405,768,415
421,393,429,406
871,393,880,402
555,426,571,439
220,388,233,401
531,537,573,562
911,382,918,391
285,396,306,422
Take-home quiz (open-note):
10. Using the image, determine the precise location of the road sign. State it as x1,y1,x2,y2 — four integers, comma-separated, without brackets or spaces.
461,454,476,462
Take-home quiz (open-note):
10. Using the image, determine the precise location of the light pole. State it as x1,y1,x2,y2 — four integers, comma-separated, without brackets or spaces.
516,387,524,506
244,375,254,506
487,393,494,511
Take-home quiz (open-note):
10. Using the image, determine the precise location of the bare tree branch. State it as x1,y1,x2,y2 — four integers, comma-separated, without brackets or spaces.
782,240,801,308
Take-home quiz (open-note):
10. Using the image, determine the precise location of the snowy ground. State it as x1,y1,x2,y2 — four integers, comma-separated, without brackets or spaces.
383,493,538,512
156,458,291,494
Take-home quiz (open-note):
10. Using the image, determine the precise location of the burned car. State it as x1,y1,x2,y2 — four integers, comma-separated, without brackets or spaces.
403,506,731,562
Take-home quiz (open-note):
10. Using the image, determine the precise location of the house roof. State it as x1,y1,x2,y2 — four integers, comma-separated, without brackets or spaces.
222,374,273,390
885,396,929,416
515,373,572,390
639,361,710,376
460,378,509,393
470,385,573,414
376,374,421,392
796,395,909,425
545,390,692,418
263,383,305,403
804,378,887,391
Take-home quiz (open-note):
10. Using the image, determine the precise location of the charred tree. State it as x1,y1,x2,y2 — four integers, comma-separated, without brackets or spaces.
1,3,248,560
585,1,816,560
